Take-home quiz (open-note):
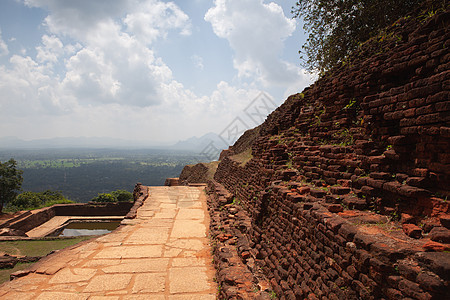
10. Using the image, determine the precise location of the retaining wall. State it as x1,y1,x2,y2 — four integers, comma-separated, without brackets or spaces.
209,5,449,300
2,202,134,233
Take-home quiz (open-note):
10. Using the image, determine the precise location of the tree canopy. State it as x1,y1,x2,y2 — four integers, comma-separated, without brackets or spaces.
8,190,73,211
91,190,133,203
291,0,426,73
0,159,23,212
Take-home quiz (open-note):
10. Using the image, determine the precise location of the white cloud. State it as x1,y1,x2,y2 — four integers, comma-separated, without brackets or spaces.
19,1,190,107
59,20,172,107
191,55,204,70
24,0,191,44
0,55,73,115
0,29,8,56
36,35,66,64
205,0,309,90
24,0,134,38
152,80,264,140
62,48,120,104
124,1,191,44
1,0,310,143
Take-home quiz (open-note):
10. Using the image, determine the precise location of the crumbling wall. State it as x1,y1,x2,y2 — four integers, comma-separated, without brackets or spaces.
209,5,449,300
179,162,219,185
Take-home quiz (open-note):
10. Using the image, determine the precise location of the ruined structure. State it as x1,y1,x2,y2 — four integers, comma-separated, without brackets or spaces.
183,3,450,299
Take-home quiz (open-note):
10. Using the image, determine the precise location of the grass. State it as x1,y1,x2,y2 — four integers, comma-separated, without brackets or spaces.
17,158,124,169
0,262,34,284
230,148,253,166
0,237,94,284
0,236,93,257
205,161,220,181
4,198,75,214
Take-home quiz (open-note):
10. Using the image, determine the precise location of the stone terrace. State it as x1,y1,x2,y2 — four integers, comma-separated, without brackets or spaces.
0,186,217,299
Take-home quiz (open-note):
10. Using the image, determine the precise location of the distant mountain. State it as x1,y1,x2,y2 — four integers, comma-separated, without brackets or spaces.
170,132,228,153
0,134,229,154
0,136,161,149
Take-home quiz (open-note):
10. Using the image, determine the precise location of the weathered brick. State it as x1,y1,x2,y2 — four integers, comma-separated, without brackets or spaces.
207,7,450,300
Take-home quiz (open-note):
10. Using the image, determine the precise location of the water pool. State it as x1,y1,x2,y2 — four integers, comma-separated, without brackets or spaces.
58,221,121,237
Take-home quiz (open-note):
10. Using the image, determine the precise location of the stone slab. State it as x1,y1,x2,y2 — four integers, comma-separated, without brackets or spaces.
94,245,163,259
169,267,211,294
83,274,132,292
171,220,206,238
49,268,97,284
35,292,88,300
102,258,169,273
131,273,166,293
176,209,205,220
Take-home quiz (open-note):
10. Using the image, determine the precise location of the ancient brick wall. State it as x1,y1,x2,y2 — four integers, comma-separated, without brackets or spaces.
255,11,449,211
213,157,448,299
209,5,450,300
217,5,449,237
179,163,210,185
179,162,219,185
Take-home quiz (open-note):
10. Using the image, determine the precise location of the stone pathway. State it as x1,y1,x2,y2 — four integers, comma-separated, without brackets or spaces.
0,186,217,299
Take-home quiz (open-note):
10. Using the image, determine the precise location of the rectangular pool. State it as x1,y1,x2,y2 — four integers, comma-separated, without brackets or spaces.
58,221,121,237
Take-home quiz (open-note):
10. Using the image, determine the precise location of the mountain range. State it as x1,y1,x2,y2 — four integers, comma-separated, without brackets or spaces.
0,133,228,154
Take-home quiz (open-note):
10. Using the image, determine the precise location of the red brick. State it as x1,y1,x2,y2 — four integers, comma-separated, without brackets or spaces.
402,224,423,239
422,241,448,252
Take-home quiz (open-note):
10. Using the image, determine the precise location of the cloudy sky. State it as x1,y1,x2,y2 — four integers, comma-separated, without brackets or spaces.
0,0,313,145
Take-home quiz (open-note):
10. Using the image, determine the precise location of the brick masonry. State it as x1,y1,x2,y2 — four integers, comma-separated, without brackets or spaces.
204,5,450,300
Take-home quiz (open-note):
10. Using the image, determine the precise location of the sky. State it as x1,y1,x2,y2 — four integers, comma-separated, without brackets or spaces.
0,0,314,146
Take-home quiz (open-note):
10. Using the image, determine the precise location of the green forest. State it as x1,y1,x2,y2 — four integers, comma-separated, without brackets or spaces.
0,148,202,203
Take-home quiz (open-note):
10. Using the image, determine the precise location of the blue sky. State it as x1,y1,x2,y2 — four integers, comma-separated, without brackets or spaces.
0,0,313,145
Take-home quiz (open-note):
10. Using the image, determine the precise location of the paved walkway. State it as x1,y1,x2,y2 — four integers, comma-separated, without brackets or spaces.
0,186,217,299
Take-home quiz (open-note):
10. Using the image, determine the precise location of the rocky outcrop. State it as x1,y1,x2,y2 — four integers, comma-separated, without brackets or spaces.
179,161,219,185
0,254,40,269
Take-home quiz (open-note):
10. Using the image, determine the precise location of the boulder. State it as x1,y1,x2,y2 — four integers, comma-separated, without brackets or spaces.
428,227,450,243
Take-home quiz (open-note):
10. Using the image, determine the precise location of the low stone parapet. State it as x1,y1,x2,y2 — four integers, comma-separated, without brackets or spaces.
126,183,149,219
1,202,134,234
164,178,179,186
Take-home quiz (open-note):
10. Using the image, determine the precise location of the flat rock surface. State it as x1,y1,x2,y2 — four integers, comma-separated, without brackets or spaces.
0,186,217,299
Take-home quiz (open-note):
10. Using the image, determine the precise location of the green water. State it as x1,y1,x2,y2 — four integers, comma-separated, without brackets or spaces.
59,221,121,237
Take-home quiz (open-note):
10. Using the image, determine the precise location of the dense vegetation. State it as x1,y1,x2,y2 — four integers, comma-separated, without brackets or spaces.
91,190,133,203
0,159,23,212
7,190,73,212
0,148,203,203
291,0,440,72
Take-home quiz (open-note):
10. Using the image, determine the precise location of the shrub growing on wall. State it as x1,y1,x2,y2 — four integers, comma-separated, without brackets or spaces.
291,0,430,72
